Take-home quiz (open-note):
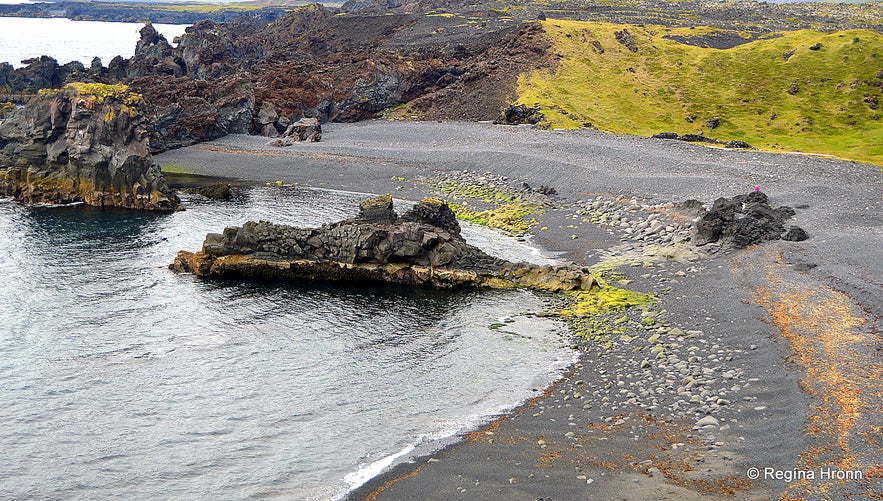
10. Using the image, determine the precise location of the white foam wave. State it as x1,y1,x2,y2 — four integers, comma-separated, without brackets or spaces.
342,347,578,496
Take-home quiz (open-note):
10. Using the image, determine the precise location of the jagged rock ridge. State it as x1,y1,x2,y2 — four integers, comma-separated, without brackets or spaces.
0,83,180,210
172,194,597,291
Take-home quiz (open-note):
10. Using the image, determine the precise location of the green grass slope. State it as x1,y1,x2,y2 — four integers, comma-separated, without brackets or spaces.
516,21,883,165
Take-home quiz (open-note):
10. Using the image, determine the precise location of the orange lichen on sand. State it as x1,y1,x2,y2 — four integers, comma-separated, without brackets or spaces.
754,262,877,500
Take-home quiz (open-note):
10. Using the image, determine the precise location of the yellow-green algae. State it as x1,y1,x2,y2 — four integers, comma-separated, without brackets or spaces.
517,20,883,165
434,181,543,235
559,268,657,347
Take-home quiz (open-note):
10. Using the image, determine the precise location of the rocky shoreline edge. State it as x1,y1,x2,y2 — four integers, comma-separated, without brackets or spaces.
150,121,882,500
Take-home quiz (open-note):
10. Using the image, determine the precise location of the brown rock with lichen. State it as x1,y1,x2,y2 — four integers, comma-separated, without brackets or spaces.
0,83,180,210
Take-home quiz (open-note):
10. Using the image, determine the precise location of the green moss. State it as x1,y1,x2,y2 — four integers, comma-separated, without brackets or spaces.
518,20,883,165
561,284,656,317
39,83,146,119
436,182,519,204
448,202,540,235
435,181,543,235
64,83,143,105
158,163,192,174
557,266,657,346
0,101,15,118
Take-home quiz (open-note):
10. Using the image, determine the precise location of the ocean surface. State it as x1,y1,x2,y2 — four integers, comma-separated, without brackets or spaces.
0,187,574,499
0,17,188,68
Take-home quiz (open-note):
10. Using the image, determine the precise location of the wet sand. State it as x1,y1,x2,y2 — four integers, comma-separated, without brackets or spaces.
155,121,882,500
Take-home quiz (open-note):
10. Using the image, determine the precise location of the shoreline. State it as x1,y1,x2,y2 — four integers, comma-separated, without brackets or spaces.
155,121,882,500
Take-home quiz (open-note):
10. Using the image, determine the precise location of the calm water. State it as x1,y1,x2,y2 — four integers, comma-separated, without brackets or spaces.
0,17,188,68
0,187,573,500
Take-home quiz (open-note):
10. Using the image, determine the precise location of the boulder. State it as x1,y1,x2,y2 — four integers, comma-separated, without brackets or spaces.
0,83,181,210
691,191,808,249
494,104,545,125
652,132,679,139
284,117,322,142
267,117,321,146
725,140,753,149
196,182,233,200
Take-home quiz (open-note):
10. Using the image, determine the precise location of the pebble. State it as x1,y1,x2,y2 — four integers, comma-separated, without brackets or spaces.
695,416,720,427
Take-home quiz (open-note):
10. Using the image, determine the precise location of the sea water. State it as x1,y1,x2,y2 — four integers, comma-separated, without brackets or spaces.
0,17,188,68
0,187,574,499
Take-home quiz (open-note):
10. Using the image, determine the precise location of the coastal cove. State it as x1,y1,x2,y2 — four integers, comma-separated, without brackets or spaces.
0,0,880,492
155,121,882,500
0,187,575,500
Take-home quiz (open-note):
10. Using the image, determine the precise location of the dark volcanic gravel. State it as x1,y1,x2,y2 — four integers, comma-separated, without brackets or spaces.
155,121,882,501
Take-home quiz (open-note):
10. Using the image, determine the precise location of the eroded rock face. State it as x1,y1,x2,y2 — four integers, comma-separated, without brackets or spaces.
0,83,180,210
172,195,596,292
267,117,322,146
690,191,808,249
129,75,255,153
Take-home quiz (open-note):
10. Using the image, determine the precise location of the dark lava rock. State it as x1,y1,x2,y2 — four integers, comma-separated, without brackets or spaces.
680,199,705,211
652,132,680,139
783,226,809,242
171,195,597,292
197,182,233,200
285,117,321,142
494,104,545,125
0,83,180,210
725,140,753,149
809,43,822,51
692,191,808,249
358,193,397,224
679,133,712,142
521,182,557,196
267,117,322,146
130,75,255,153
705,116,721,129
614,29,639,53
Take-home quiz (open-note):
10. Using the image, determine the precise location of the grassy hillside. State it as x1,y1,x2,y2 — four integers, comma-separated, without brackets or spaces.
516,20,883,165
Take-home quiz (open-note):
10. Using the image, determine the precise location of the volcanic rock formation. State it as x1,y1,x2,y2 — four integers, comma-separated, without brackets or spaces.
689,191,808,249
0,83,180,210
172,194,597,291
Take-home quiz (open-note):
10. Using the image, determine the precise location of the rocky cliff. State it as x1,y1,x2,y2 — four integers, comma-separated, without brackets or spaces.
0,83,181,210
172,195,596,291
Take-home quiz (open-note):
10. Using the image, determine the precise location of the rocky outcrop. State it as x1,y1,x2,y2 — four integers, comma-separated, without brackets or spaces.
652,132,753,149
0,83,180,210
196,182,233,200
689,191,808,249
0,56,88,95
129,75,255,153
172,195,597,292
267,117,322,146
614,29,639,53
494,104,545,125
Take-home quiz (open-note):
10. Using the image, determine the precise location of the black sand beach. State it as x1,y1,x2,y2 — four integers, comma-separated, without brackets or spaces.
155,121,882,500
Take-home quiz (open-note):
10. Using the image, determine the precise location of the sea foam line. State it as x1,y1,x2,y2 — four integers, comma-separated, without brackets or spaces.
341,347,579,496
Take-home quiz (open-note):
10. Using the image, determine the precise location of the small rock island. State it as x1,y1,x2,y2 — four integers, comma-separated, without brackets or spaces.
172,194,597,292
